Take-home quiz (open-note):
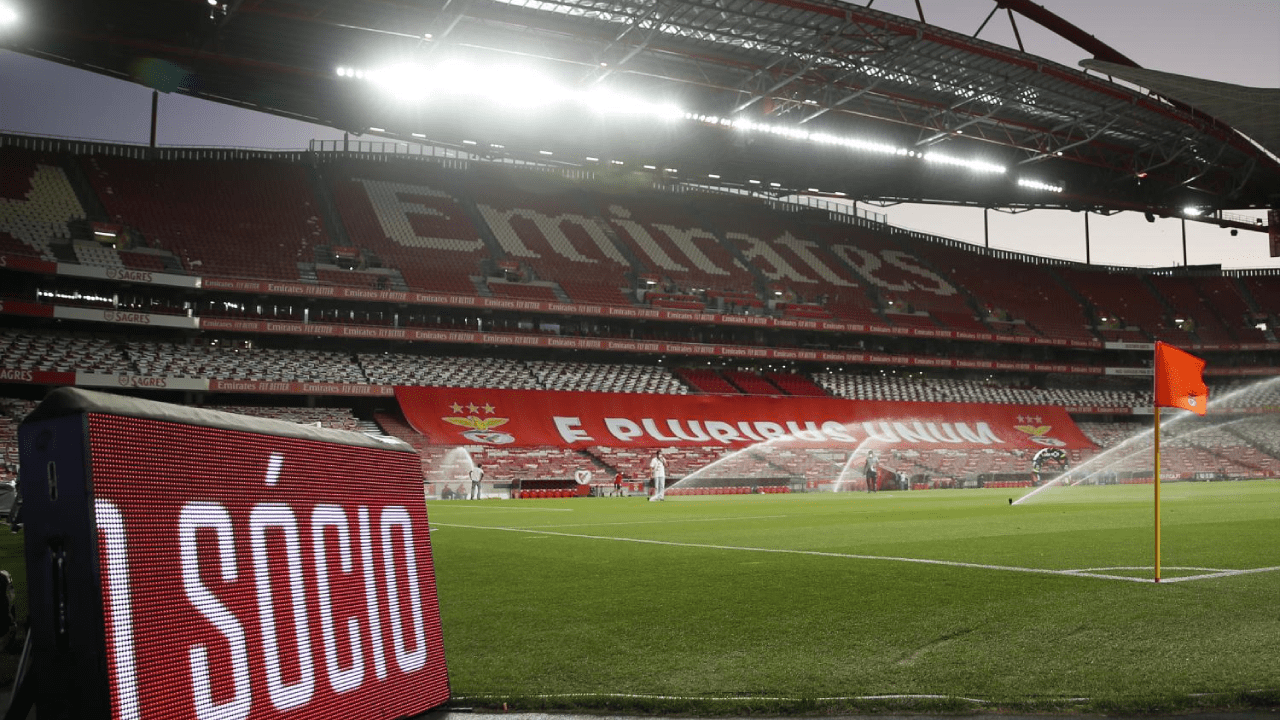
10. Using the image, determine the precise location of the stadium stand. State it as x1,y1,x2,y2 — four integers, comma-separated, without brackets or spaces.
723,370,782,395
1053,266,1189,343
0,329,133,373
764,371,830,397
3,146,1280,499
598,194,758,296
708,198,882,322
82,155,327,280
470,166,634,305
525,360,687,394
0,146,86,261
924,243,1096,342
201,405,362,432
126,341,367,383
323,158,486,294
359,353,541,389
813,226,977,328
673,367,742,394
1146,274,1240,344
814,372,1151,408
0,398,35,484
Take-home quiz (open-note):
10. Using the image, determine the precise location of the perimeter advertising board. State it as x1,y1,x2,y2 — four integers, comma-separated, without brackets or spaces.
18,388,449,720
396,386,1096,450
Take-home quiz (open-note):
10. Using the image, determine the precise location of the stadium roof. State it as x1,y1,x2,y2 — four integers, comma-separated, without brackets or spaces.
10,0,1279,218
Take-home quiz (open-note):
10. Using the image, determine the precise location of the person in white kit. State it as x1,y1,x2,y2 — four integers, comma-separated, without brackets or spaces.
648,450,667,502
468,465,485,499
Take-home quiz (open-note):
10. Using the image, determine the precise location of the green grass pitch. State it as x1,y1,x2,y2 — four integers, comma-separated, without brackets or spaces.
0,481,1275,714
428,481,1280,714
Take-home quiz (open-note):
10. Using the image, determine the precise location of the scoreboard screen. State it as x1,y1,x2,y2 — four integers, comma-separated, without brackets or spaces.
19,388,449,720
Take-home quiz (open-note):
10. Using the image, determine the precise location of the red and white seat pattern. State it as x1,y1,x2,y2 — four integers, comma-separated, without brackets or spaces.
0,146,86,260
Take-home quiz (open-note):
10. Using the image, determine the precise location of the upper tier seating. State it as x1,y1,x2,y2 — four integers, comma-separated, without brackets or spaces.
1054,267,1186,343
598,194,758,296
83,155,327,281
1146,275,1241,344
325,160,489,295
486,280,561,303
707,198,882,323
470,167,634,305
808,226,979,329
0,145,86,261
925,244,1096,342
1241,276,1280,329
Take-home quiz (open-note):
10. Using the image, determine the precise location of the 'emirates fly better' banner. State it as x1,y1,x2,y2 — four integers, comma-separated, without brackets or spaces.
395,387,1096,450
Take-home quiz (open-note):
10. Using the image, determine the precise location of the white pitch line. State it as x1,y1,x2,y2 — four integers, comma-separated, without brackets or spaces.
453,692,987,704
522,514,791,529
434,523,1280,584
1157,566,1280,583
431,504,574,512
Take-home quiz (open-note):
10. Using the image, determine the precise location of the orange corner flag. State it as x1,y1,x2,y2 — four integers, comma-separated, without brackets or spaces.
1154,341,1208,415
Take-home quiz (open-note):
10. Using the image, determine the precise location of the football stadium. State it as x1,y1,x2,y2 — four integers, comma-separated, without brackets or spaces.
0,0,1278,717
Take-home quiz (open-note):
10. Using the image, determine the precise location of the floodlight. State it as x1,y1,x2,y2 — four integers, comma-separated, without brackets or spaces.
412,132,426,138
461,139,476,145
924,152,1006,174
1183,206,1203,217
1017,177,1064,193
368,126,385,132
368,62,432,103
708,174,720,179
483,65,565,107
643,165,656,170
0,3,19,26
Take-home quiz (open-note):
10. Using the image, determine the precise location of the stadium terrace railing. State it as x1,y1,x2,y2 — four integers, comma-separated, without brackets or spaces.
1,132,307,162
306,138,597,178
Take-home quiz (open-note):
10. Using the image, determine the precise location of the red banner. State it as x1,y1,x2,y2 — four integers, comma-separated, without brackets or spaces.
0,368,75,385
0,299,55,318
395,387,1096,450
0,253,57,274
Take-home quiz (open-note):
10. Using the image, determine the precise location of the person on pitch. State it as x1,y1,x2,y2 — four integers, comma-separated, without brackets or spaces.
613,470,624,497
648,450,667,502
864,451,877,493
468,464,485,500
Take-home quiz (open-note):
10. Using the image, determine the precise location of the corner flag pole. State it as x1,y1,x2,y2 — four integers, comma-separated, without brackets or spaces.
1153,405,1162,583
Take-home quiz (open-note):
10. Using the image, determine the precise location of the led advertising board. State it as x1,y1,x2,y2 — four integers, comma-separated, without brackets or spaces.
18,388,449,720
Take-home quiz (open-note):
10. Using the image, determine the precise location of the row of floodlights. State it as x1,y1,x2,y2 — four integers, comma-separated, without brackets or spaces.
335,61,1064,192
